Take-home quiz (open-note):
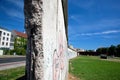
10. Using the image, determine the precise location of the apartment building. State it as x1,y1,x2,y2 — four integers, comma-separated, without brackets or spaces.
10,30,27,50
0,27,11,49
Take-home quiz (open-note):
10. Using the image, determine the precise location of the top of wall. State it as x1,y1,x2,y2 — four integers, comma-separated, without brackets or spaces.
62,0,68,40
68,47,77,52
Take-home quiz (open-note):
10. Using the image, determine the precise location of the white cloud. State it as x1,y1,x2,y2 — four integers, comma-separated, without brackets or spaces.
80,30,120,36
77,19,120,33
69,14,120,33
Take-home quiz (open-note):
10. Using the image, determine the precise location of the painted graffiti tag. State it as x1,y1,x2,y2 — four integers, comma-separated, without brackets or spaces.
53,31,65,80
53,49,60,80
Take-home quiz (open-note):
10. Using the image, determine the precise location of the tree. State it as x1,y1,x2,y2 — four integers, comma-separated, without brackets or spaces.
108,45,116,56
96,47,108,55
96,48,102,55
102,47,108,55
86,50,94,52
116,44,120,57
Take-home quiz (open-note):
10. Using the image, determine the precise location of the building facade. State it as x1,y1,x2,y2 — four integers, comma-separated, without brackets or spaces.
0,26,27,50
0,27,11,49
10,30,27,50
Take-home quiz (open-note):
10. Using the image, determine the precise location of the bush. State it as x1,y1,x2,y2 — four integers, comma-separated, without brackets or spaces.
10,49,15,55
3,49,8,55
2,48,10,55
0,47,26,55
20,48,26,55
15,48,26,55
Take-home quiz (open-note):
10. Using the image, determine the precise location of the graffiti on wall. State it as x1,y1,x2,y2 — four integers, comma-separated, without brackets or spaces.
53,31,65,80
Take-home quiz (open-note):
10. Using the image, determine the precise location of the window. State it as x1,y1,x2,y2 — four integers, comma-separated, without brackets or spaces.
7,38,9,41
3,37,5,40
10,43,14,46
3,32,6,35
2,42,4,45
0,31,2,36
7,33,9,36
11,35,13,38
6,42,8,46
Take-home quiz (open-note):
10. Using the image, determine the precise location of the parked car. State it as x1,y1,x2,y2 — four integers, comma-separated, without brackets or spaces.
100,54,107,59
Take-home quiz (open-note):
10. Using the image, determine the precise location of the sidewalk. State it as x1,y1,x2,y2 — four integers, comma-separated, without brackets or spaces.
0,55,25,58
0,61,25,71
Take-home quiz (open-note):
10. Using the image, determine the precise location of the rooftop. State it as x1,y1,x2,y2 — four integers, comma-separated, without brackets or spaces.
13,30,27,38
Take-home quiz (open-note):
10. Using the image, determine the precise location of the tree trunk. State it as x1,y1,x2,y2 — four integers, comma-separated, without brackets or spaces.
24,0,44,80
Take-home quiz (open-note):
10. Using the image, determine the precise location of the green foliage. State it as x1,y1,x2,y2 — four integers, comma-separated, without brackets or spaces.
13,37,27,55
10,49,15,55
0,48,10,55
108,45,116,56
116,44,120,57
14,37,27,49
96,47,108,55
0,37,27,55
86,50,94,52
69,56,120,80
1,48,26,55
15,48,26,55
3,49,10,55
96,44,120,57
0,66,25,80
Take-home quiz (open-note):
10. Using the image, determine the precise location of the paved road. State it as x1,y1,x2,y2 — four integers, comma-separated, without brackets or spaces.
0,56,26,70
0,56,26,63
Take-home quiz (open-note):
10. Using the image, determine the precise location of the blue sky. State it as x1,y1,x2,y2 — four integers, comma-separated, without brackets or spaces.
0,0,24,32
69,0,120,50
0,0,120,50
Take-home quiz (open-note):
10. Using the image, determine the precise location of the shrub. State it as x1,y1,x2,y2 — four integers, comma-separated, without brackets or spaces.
2,48,10,55
10,49,15,55
15,48,26,55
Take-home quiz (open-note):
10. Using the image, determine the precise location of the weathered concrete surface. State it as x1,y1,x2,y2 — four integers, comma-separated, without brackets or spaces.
43,0,68,80
24,0,68,80
24,0,44,80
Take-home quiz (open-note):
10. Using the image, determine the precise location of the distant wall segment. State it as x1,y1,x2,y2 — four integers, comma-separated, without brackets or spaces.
68,48,77,59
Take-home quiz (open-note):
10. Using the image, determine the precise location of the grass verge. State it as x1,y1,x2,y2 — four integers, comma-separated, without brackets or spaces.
0,66,25,80
69,56,120,80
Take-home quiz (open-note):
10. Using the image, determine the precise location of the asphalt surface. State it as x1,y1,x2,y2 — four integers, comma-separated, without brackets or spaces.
0,56,26,64
0,56,26,70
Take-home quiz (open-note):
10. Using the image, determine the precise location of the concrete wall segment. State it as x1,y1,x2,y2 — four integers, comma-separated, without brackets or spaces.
43,0,68,80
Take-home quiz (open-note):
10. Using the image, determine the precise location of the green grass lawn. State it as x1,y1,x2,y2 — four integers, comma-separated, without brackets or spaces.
0,66,25,80
69,56,120,80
